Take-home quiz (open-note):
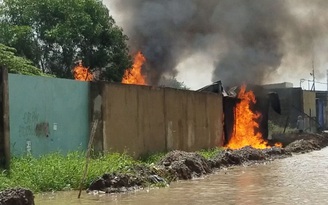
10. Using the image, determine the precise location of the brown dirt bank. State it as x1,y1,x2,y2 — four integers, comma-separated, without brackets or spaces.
0,188,34,205
87,164,167,194
88,133,328,194
270,132,328,149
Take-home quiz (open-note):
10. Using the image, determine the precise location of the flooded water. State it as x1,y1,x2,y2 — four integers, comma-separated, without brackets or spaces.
35,148,328,205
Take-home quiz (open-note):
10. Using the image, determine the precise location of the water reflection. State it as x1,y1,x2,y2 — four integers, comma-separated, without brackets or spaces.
35,148,328,205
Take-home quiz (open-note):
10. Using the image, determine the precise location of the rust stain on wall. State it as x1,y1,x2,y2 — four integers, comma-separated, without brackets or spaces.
35,122,49,137
19,112,50,138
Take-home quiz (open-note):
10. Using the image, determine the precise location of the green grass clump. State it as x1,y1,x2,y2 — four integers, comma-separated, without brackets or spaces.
0,171,15,191
197,147,223,159
139,152,166,164
0,148,225,193
0,151,137,192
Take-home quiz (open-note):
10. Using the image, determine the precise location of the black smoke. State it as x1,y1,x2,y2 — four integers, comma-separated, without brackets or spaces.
211,0,288,86
106,0,328,87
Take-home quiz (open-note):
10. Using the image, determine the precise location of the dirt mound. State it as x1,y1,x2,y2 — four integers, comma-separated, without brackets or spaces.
262,147,292,159
284,133,328,153
0,188,34,205
271,133,328,147
209,146,291,169
88,133,328,194
88,165,167,194
158,150,211,180
286,139,321,153
88,173,144,193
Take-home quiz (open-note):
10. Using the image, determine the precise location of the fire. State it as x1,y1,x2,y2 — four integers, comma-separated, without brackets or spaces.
73,61,93,81
274,142,283,147
122,51,147,85
226,85,282,150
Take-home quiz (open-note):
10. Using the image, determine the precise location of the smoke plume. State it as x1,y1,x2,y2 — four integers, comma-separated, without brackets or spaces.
106,0,328,87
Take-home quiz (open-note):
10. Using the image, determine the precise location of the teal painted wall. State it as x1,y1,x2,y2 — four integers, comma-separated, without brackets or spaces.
8,74,90,156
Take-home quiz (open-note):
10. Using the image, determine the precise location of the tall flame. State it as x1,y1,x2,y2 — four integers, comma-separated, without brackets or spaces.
122,51,147,85
73,61,93,81
226,85,281,150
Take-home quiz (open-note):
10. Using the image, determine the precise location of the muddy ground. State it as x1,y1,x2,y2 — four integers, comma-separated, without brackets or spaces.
88,132,328,194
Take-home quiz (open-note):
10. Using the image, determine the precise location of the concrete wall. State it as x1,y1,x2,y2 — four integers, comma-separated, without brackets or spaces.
102,84,166,157
95,83,223,158
262,82,293,89
303,91,316,118
8,74,90,156
316,91,328,129
302,90,317,132
266,87,320,132
267,88,303,128
164,88,222,151
6,74,222,158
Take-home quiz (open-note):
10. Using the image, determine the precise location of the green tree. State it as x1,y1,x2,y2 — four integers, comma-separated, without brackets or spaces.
159,76,189,90
0,43,44,75
0,0,131,81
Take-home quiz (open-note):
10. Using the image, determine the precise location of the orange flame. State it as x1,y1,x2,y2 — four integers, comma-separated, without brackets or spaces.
226,85,282,150
73,61,93,81
122,51,147,85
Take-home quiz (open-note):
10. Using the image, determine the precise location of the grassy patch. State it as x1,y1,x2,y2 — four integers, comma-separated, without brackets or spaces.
0,152,137,192
197,147,223,159
139,152,167,164
0,148,224,192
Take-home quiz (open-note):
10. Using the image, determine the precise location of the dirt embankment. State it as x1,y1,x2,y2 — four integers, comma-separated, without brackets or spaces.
87,164,167,193
88,133,328,194
0,188,34,205
2,133,325,200
272,133,328,153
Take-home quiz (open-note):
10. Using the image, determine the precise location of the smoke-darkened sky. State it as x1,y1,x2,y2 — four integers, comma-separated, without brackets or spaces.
104,0,328,90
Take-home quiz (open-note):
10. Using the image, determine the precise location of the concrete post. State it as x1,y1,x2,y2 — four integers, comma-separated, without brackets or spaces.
90,82,104,154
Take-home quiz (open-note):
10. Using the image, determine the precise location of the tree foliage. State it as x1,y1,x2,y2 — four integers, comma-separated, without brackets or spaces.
0,43,43,75
159,76,189,90
0,0,131,81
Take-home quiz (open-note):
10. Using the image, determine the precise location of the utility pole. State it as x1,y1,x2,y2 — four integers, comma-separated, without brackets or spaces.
311,59,315,91
310,11,315,92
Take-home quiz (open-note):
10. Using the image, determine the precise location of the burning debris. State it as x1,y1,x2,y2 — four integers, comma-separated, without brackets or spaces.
225,85,267,149
226,85,282,150
122,51,147,85
199,82,282,150
73,60,93,81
